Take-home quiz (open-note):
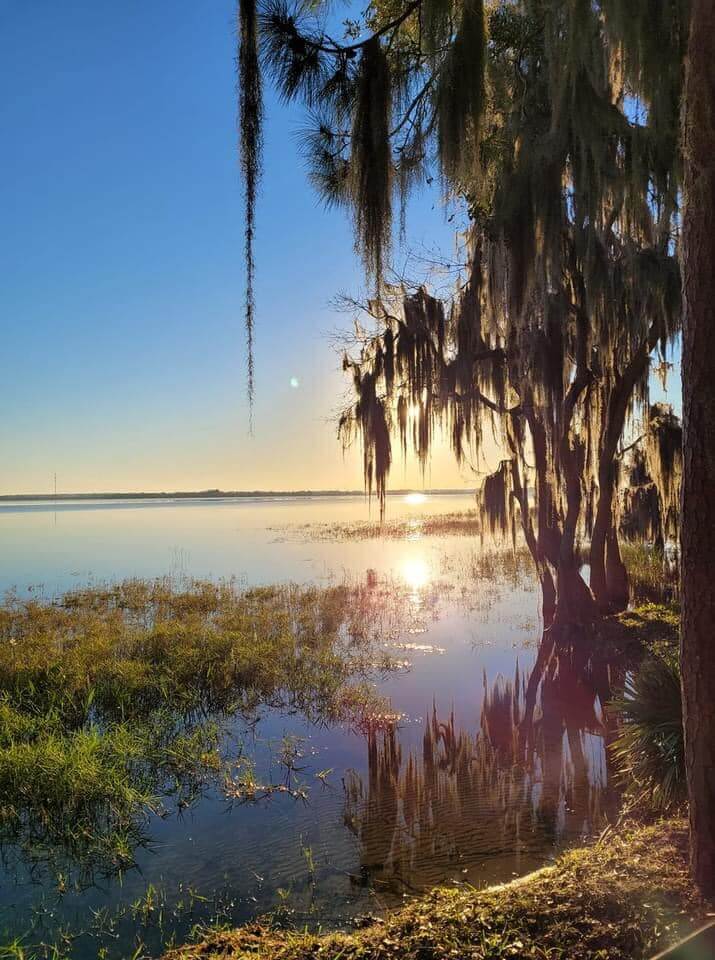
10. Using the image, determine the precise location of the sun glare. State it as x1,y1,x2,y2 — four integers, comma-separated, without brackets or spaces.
404,492,427,505
401,556,430,591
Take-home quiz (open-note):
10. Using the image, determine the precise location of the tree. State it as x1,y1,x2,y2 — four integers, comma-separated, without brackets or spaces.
598,0,715,900
620,404,683,552
239,0,715,899
330,3,679,630
680,0,715,899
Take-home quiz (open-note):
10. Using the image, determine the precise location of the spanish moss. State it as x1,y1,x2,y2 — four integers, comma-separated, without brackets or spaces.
436,0,485,183
238,0,263,413
351,37,393,282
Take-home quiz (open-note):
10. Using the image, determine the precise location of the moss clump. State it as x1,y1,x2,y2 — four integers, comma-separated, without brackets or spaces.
165,821,705,960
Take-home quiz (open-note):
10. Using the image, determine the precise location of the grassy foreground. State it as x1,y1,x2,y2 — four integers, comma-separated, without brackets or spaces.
165,820,705,960
0,579,391,878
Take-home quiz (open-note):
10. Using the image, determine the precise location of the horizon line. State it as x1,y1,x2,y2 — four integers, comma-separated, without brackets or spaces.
0,487,476,503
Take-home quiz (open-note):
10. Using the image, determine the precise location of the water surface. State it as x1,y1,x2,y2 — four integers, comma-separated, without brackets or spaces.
0,495,621,957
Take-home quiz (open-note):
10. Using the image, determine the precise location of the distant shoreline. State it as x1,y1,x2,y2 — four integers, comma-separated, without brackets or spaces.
0,488,474,503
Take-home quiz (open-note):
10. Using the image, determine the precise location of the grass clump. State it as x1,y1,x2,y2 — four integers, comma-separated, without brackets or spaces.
164,820,705,960
0,578,392,878
621,542,678,603
273,511,481,541
0,579,390,723
597,602,679,654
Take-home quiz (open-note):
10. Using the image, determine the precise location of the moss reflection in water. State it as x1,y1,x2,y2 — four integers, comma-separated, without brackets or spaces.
0,578,394,881
343,632,624,898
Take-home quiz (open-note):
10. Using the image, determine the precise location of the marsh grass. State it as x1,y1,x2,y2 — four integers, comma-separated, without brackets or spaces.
621,542,678,603
0,578,394,880
271,511,481,541
598,602,680,652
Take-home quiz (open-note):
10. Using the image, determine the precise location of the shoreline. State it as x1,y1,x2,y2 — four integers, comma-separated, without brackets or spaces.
163,820,705,960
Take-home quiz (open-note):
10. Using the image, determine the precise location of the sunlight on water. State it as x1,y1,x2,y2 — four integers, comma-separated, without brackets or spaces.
401,555,430,591
0,495,625,960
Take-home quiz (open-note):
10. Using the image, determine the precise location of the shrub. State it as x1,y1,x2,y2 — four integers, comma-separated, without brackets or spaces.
611,650,684,811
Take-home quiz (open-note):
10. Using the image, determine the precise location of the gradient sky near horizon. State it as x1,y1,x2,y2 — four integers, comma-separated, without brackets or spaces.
1,1,679,496
1,0,482,495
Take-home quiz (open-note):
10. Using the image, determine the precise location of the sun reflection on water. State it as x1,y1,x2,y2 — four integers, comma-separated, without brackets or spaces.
401,556,431,592
404,492,427,505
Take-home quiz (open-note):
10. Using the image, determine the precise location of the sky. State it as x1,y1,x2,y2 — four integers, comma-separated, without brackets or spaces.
0,0,479,495
0,2,679,496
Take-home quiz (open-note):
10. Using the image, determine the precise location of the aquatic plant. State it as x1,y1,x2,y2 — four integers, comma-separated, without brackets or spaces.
0,578,392,880
620,542,678,604
271,510,481,541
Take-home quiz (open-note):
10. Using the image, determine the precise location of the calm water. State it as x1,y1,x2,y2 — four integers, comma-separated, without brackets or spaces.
0,495,621,957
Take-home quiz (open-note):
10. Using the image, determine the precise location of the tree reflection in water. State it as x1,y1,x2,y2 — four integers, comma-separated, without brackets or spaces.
343,633,625,898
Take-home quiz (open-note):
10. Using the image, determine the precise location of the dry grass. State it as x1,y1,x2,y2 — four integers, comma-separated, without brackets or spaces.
165,820,705,960
621,543,679,603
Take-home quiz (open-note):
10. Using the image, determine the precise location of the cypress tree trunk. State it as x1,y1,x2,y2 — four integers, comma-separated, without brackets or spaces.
557,437,597,627
507,422,557,628
590,466,629,613
590,338,652,612
681,0,715,900
556,309,597,628
604,524,629,609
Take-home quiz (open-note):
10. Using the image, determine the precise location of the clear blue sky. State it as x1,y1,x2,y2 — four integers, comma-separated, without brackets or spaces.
0,1,678,495
1,0,474,494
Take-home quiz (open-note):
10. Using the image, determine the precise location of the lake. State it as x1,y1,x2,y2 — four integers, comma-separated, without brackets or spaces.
0,495,621,958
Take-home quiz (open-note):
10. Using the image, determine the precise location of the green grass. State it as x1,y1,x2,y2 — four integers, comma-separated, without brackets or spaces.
597,601,679,654
0,578,392,878
163,820,706,960
0,579,393,722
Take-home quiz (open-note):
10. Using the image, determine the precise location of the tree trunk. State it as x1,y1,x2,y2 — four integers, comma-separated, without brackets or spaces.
590,468,629,613
605,524,629,610
681,0,715,899
507,417,558,628
554,302,597,629
557,436,597,627
590,337,652,612
589,485,613,610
